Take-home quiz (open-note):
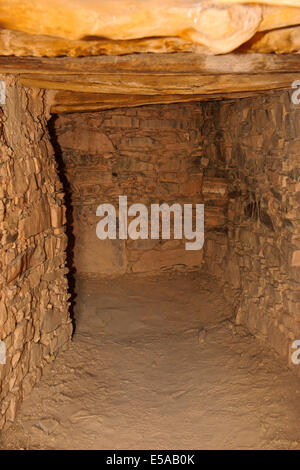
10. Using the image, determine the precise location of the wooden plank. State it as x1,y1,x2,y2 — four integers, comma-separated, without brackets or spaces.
19,72,297,96
1,53,300,76
50,90,268,114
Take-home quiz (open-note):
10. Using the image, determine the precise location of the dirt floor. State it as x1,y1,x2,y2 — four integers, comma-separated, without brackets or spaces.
1,271,300,450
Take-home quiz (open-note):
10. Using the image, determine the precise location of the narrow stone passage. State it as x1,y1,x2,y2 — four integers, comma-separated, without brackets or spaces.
2,272,300,450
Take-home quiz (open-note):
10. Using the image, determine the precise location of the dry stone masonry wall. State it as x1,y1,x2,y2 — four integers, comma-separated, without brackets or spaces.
202,89,300,365
0,77,72,429
54,95,300,365
1,81,300,431
54,104,228,277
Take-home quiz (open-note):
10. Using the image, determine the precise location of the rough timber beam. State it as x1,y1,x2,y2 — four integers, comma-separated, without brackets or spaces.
1,53,300,75
49,90,269,114
18,72,297,96
0,53,299,113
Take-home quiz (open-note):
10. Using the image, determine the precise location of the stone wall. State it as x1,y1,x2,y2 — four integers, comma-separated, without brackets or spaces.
54,104,228,277
1,78,300,431
38,89,300,366
0,77,72,429
201,89,300,363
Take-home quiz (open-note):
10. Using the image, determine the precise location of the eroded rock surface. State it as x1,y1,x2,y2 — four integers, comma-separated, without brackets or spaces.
1,1,300,55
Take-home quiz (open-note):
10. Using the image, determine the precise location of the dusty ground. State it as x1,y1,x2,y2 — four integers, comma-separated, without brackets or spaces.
1,271,300,450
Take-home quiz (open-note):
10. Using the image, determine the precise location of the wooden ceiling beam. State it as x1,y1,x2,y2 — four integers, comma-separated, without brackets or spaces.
0,53,298,113
0,53,300,76
50,90,269,114
19,71,297,96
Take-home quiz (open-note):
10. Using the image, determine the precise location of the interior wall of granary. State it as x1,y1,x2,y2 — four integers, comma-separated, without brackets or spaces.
1,79,300,432
201,89,300,364
53,103,228,278
53,92,300,364
0,77,72,430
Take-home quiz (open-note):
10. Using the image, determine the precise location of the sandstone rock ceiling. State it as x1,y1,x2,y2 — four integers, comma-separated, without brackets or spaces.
0,0,300,56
